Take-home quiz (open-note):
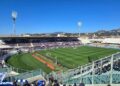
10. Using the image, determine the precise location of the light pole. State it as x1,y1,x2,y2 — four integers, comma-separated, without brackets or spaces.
77,21,82,38
12,11,17,36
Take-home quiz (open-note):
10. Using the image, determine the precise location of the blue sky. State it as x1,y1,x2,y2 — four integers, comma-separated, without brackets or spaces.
0,0,120,34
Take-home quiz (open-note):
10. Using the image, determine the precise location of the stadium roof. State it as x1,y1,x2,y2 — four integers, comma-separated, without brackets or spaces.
0,36,78,39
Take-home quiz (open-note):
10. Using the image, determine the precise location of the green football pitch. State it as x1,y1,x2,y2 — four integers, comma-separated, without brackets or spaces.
6,46,120,73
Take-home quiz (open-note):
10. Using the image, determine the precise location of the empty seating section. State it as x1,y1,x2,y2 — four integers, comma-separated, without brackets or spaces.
65,73,120,84
33,42,81,49
18,43,30,47
0,50,7,57
0,68,8,72
14,69,45,80
0,67,12,73
2,68,46,82
87,43,120,50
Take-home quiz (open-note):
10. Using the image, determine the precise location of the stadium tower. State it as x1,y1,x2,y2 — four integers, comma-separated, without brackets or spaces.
12,11,17,36
77,21,82,38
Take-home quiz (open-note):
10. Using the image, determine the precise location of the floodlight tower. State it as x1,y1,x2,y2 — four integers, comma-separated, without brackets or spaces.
77,21,82,37
12,11,17,36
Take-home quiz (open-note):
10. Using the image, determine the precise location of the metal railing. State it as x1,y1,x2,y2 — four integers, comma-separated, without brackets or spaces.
49,52,120,84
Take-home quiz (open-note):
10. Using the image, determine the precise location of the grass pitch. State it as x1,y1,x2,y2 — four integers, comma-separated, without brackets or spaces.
6,46,120,73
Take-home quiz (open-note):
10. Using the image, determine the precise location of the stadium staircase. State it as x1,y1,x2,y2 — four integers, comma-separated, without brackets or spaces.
50,52,120,85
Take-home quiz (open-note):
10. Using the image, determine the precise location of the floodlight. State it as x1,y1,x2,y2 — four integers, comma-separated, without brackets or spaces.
12,11,17,19
12,11,18,35
78,21,82,27
77,21,82,37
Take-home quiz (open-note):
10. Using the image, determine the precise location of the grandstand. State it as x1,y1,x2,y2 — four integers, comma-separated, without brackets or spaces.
0,36,120,86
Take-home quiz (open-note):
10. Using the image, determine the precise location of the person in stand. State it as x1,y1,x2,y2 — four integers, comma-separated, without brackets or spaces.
13,80,17,86
79,79,85,86
79,82,85,86
37,80,45,86
63,84,66,86
107,84,111,86
23,80,30,86
53,80,59,86
73,83,77,86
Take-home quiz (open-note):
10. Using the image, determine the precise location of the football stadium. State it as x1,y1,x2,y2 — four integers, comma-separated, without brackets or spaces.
0,0,120,86
1,36,120,86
